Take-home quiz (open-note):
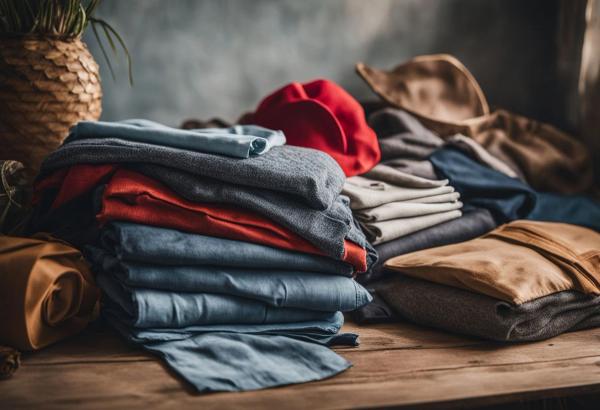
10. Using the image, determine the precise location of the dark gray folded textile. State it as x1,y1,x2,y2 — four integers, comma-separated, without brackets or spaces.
378,275,600,342
39,138,344,210
133,164,374,265
359,208,496,283
369,108,443,160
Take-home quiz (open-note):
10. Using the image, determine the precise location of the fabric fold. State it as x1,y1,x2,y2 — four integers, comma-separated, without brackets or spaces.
65,120,286,159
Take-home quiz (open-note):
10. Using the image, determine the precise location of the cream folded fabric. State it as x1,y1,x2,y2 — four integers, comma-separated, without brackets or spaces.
361,209,462,245
363,164,448,189
343,176,455,209
356,200,462,222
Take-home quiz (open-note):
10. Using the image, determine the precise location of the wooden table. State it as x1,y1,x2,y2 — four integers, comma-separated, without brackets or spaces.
3,320,600,409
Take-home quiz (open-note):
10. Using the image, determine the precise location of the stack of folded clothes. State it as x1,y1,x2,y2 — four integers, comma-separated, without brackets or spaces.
342,108,464,246
30,120,375,392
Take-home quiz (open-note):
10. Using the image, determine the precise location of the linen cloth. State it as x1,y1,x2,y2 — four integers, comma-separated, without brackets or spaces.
384,220,600,304
65,120,285,158
379,275,600,342
363,164,447,188
39,138,344,210
355,199,462,222
0,235,99,350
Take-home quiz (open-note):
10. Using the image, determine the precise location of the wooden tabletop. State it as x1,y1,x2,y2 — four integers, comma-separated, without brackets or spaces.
3,319,600,409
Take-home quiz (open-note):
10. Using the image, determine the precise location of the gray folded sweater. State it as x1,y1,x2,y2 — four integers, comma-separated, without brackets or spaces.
40,138,344,210
378,275,600,342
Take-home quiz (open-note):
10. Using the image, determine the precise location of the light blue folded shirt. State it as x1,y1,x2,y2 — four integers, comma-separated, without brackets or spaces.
65,119,286,158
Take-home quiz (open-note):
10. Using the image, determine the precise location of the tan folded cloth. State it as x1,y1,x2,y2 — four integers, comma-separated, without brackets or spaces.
355,200,462,222
385,220,600,304
356,54,593,194
0,235,100,350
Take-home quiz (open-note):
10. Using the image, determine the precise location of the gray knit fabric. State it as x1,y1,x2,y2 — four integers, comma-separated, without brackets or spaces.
378,275,600,342
39,138,344,210
132,163,376,266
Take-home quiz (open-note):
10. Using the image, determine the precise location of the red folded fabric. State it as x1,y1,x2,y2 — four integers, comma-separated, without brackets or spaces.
243,79,381,177
35,165,367,272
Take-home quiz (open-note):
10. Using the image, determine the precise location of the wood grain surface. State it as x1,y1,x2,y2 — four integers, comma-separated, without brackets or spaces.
2,319,600,409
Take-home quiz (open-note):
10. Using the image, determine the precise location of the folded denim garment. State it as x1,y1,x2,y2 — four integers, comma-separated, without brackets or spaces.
360,209,462,245
100,222,354,276
359,208,497,284
39,139,344,210
379,275,600,342
97,273,338,328
385,220,600,304
104,309,357,392
343,176,455,210
89,249,371,312
0,235,100,350
355,200,462,222
363,164,447,189
65,120,286,159
430,147,600,231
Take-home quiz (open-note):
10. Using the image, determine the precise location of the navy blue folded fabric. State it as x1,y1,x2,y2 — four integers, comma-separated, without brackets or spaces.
100,222,354,276
104,309,357,392
89,248,371,312
430,148,600,231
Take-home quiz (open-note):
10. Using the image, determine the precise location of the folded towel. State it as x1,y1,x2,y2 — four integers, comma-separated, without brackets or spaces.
65,120,286,158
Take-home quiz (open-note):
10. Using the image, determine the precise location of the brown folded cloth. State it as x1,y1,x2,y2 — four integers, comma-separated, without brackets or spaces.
384,220,600,304
0,234,100,351
0,346,20,379
356,54,593,194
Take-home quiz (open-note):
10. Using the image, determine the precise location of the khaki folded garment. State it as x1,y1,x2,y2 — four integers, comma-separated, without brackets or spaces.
356,54,593,193
0,235,100,350
385,220,600,304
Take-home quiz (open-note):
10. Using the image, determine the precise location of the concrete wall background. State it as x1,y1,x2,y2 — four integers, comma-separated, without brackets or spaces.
86,0,573,130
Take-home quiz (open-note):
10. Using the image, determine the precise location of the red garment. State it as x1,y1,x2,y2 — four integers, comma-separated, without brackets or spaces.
36,165,367,272
243,79,381,176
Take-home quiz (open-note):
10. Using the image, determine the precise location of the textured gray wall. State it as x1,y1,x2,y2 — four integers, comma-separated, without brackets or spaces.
85,0,567,128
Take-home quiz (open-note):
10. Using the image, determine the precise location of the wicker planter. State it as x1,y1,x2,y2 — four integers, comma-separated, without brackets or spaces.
0,36,102,180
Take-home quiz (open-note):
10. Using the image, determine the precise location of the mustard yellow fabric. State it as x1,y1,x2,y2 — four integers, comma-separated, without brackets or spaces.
0,235,100,350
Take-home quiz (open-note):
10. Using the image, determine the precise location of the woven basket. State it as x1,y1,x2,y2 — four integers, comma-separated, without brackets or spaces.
0,36,102,180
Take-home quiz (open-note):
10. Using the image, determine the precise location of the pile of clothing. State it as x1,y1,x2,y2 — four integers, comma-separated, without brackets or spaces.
30,119,375,392
349,54,600,340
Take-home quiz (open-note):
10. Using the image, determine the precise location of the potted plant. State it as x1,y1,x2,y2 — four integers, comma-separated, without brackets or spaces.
0,0,131,179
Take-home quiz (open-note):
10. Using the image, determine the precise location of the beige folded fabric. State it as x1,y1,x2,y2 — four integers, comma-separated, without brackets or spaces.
384,220,600,304
403,192,460,204
0,235,100,350
355,200,462,222
343,176,454,209
363,164,448,189
361,209,462,245
356,54,593,194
